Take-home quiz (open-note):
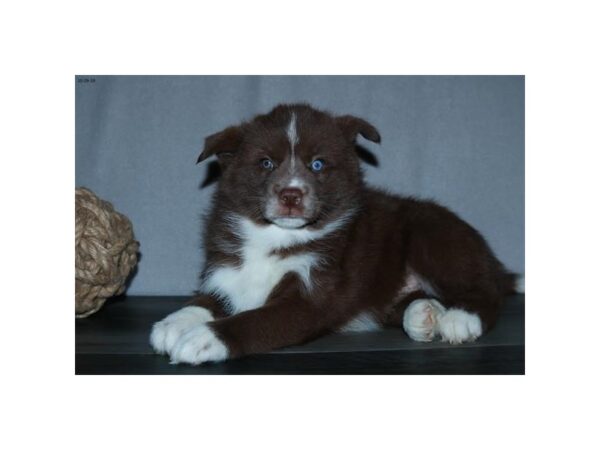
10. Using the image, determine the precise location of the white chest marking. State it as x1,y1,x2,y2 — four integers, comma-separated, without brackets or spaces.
203,248,318,314
200,213,354,314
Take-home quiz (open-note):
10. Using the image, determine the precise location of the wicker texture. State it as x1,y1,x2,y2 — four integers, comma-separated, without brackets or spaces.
75,187,139,318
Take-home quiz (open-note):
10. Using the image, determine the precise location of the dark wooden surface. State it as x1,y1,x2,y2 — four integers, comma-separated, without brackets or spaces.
76,295,525,375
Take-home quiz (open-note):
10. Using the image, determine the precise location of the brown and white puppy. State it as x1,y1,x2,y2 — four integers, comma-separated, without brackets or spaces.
150,103,518,365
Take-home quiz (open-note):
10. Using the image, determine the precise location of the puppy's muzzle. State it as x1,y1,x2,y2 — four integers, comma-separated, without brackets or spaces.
279,188,303,208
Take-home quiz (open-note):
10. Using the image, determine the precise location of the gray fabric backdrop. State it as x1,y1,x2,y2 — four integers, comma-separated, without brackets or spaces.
75,75,524,295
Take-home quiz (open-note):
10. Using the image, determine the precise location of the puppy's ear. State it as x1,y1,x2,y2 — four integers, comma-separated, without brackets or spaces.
335,115,381,144
196,126,243,164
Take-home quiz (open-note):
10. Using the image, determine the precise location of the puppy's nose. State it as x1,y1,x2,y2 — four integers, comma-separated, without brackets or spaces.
279,188,303,207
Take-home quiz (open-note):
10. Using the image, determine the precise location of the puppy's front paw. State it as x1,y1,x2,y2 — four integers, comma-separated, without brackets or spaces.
150,306,214,355
169,325,229,365
438,309,482,344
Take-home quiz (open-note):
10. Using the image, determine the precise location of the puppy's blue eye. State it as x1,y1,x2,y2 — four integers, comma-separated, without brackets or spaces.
261,158,274,170
310,159,325,172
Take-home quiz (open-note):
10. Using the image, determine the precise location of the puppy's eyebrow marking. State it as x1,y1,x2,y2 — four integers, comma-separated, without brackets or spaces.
286,112,299,172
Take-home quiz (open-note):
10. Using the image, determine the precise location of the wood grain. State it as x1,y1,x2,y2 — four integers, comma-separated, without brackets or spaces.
76,295,525,375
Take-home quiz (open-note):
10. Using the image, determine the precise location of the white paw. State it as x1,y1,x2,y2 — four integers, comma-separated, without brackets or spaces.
438,309,482,344
150,306,214,355
169,325,229,365
403,299,446,342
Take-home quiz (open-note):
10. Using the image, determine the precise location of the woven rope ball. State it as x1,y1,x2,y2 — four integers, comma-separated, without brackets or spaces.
75,187,139,318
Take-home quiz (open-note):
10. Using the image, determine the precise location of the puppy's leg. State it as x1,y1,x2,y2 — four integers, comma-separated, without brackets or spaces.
187,293,229,319
437,307,484,344
165,273,341,365
402,298,447,342
149,294,227,356
401,297,486,344
402,287,501,344
168,298,330,365
434,287,502,344
403,207,512,344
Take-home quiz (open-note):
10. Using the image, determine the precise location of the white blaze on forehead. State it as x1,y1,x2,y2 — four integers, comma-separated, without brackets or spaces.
288,177,303,188
286,112,299,171
286,112,299,146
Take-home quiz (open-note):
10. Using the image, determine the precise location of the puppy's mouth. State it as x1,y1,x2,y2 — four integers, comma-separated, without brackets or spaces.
263,197,318,229
264,211,319,229
268,217,311,229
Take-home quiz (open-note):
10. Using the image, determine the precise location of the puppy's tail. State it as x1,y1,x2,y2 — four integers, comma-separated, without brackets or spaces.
500,272,525,295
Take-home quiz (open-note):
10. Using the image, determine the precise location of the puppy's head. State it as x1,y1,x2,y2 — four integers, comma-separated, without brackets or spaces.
197,104,380,229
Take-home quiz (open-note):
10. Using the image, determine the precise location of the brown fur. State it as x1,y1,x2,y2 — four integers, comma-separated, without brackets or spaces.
193,103,516,359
